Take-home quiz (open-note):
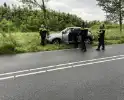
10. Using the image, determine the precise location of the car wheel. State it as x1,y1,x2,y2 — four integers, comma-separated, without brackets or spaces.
52,38,61,44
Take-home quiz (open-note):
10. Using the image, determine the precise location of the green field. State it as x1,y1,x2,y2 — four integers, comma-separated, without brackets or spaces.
0,27,124,54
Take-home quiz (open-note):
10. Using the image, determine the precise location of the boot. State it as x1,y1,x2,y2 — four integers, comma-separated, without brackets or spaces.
96,48,100,51
83,49,87,52
102,48,105,51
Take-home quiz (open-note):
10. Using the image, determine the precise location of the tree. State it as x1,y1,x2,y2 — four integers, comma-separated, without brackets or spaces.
19,0,50,26
96,0,124,32
0,3,83,32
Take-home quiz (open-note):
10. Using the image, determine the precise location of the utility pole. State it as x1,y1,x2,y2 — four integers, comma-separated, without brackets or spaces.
119,0,122,32
42,0,47,26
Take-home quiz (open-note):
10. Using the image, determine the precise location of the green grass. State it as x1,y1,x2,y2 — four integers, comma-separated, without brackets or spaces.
0,32,73,54
91,28,124,40
0,27,124,54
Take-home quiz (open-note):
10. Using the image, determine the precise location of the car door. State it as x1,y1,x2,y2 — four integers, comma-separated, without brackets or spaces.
74,28,81,42
70,28,81,43
62,28,73,43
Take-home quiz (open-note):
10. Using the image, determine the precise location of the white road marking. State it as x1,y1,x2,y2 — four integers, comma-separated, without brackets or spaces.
0,56,124,81
15,71,46,78
47,66,72,72
0,70,29,77
0,76,14,81
74,56,124,67
0,55,124,78
16,56,124,78
29,66,55,71
56,64,69,67
29,55,124,71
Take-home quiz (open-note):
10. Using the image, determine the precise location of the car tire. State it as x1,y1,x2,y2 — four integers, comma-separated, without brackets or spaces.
52,38,61,44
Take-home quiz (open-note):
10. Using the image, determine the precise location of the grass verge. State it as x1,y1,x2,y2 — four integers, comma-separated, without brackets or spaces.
0,30,124,55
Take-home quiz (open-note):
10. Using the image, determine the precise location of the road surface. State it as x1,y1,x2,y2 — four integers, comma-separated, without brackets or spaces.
0,44,124,100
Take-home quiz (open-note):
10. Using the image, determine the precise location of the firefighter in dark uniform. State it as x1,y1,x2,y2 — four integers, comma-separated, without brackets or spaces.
96,24,105,51
80,23,88,52
39,25,49,46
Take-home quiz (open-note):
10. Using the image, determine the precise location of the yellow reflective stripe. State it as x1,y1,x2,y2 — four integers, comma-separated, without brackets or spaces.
39,28,43,31
81,28,89,29
81,29,88,30
99,29,105,30
39,28,47,31
43,29,47,31
98,29,105,31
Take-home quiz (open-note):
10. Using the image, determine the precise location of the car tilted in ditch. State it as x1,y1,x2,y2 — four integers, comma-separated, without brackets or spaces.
46,27,94,44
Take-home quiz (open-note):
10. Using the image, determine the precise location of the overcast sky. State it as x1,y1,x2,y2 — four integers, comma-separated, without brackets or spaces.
0,0,106,21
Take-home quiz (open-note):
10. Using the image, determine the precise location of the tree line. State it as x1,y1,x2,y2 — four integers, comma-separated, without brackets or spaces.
0,0,123,33
0,2,84,33
19,0,124,33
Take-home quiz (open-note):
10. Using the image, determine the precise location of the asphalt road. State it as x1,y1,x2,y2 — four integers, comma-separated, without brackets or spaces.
0,44,124,100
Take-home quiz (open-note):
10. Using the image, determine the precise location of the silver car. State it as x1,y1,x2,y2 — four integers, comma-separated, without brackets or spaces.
46,27,94,44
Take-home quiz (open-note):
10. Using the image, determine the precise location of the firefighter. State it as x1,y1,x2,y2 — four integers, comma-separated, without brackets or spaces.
39,24,49,46
96,24,105,51
80,22,88,52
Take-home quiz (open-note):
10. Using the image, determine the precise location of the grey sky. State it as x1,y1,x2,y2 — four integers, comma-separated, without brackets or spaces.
0,0,106,21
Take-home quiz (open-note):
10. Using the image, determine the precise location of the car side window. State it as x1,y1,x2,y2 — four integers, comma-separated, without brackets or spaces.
74,28,81,34
62,28,69,34
64,28,70,33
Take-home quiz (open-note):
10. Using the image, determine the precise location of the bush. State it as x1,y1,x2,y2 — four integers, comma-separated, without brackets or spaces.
120,38,124,43
0,44,16,54
20,24,29,32
0,19,16,33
